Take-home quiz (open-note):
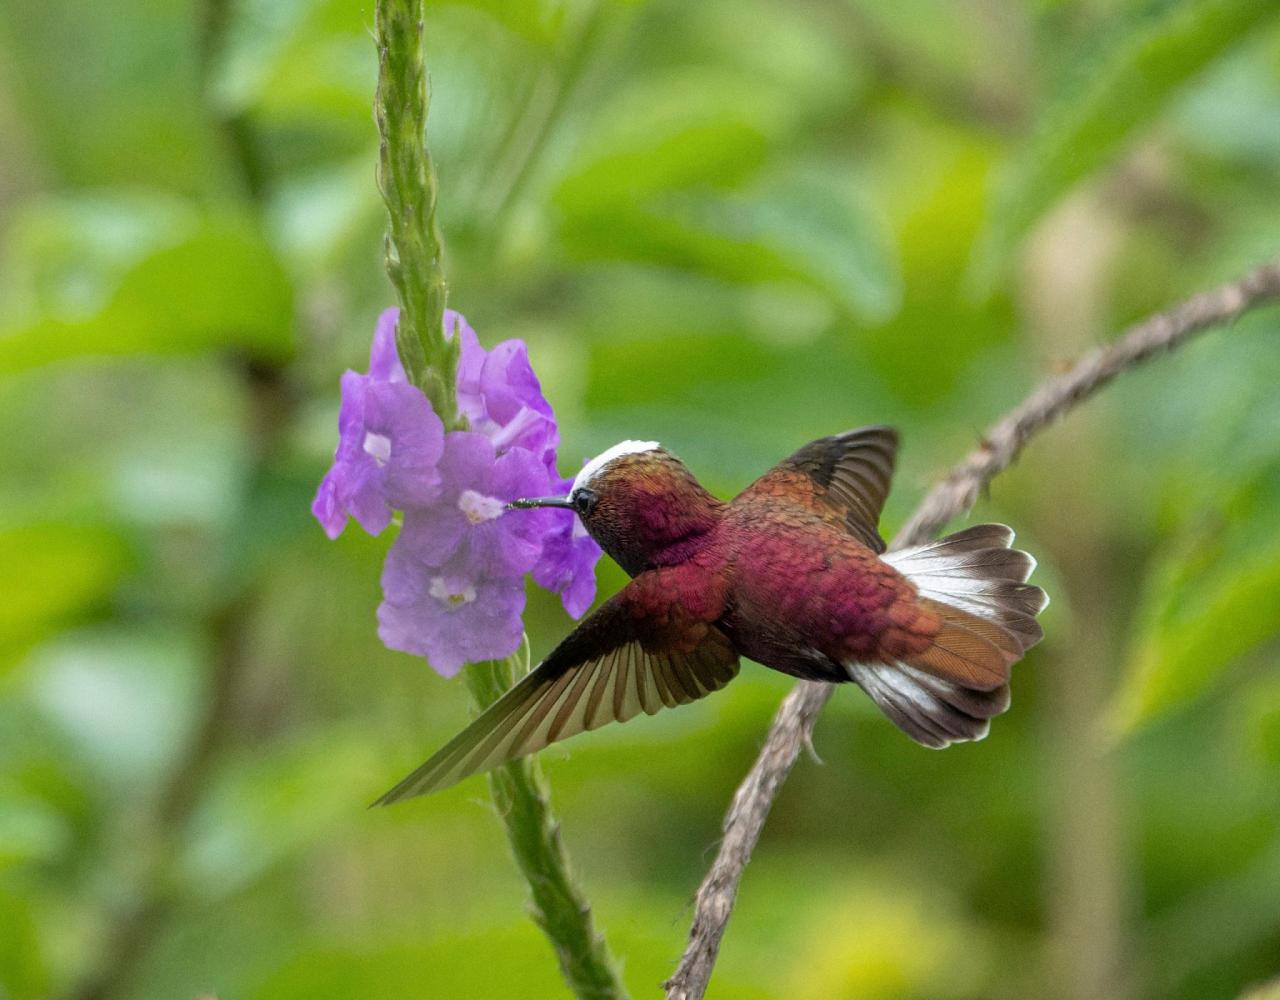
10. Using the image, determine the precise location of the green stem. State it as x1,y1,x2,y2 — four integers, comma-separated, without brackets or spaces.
465,655,630,1000
373,2,628,995
374,0,458,425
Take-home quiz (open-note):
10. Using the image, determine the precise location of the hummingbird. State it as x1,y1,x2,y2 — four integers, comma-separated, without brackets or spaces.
376,426,1047,803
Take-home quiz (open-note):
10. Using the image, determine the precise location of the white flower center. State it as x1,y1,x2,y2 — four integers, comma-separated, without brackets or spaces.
363,432,391,466
429,577,477,609
458,489,504,525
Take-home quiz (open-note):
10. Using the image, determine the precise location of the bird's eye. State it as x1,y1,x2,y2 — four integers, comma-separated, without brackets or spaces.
573,489,598,517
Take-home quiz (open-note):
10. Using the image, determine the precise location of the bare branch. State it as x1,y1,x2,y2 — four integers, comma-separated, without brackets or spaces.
664,259,1280,1000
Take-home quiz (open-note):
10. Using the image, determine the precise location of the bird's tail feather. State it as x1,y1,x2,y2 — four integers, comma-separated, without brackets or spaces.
849,524,1048,748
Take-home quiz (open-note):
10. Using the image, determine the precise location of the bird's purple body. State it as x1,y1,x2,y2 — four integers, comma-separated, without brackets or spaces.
378,427,1046,802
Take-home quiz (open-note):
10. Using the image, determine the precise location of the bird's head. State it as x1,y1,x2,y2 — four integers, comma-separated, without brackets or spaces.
509,440,723,575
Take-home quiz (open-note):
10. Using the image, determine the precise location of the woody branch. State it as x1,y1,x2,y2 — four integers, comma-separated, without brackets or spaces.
663,258,1280,1000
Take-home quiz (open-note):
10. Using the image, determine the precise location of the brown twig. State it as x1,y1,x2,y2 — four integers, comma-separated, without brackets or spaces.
663,259,1280,1000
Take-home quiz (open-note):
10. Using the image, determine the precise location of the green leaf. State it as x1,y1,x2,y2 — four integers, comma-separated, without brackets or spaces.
0,889,49,1000
684,170,901,321
180,731,379,901
584,333,781,412
424,0,567,47
0,191,196,322
0,216,293,372
1242,675,1280,772
861,142,1014,406
1112,548,1280,731
227,5,373,127
0,0,227,194
27,627,204,789
558,121,769,216
560,176,898,322
1109,467,1280,733
971,0,1280,290
552,62,900,316
244,934,575,1000
0,524,131,669
0,793,70,872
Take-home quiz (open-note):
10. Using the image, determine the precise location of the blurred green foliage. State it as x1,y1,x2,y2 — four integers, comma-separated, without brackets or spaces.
1,1,1279,999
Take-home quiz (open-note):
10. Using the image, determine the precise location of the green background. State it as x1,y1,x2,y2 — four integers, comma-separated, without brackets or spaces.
2,1,1280,998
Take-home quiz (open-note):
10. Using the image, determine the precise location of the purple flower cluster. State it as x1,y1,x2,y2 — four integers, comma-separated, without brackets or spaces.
313,309,601,676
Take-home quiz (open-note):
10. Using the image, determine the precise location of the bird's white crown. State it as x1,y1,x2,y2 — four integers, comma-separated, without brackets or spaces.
571,440,661,494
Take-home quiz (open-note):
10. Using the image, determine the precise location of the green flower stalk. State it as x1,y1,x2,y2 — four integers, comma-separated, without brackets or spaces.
372,1,628,996
374,0,457,425
466,653,630,1000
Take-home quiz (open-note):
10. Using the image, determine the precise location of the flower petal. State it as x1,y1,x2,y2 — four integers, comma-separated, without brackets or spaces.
490,445,552,502
480,340,553,425
439,430,498,491
398,504,468,567
318,305,604,675
488,405,558,461
334,370,370,459
365,381,445,508
369,307,405,382
531,474,602,618
378,545,526,677
561,567,598,619
310,468,349,540
311,369,395,538
449,310,487,426
341,460,395,536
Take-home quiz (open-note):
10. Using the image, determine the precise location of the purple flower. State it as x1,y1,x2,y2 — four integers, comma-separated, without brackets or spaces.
312,310,444,538
395,432,555,578
368,306,406,382
449,311,603,617
377,431,564,673
378,545,527,677
451,311,558,464
532,475,601,618
314,306,604,676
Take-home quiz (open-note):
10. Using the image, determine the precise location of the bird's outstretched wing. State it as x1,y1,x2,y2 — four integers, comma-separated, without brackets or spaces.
375,569,739,804
737,425,899,552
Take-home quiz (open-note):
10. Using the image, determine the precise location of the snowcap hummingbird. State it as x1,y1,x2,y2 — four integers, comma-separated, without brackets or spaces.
377,426,1047,803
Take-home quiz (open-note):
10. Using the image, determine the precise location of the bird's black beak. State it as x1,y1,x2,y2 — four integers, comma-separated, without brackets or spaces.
507,496,575,510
